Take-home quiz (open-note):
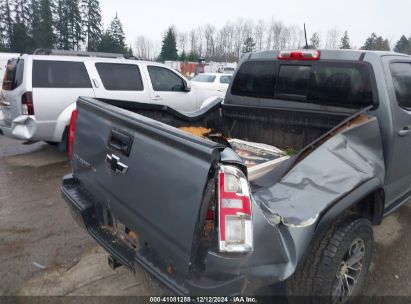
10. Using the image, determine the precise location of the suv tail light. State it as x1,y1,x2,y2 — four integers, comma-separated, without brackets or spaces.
68,109,78,160
278,50,321,61
21,92,34,115
218,165,253,253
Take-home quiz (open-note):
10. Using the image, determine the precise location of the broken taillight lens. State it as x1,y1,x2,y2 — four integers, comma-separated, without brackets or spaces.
218,165,253,253
68,109,78,160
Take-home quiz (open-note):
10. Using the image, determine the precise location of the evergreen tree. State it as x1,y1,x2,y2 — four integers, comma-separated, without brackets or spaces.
34,0,55,48
97,14,127,53
12,0,32,30
0,0,14,47
9,0,34,52
127,45,133,56
180,50,187,61
55,0,68,49
0,3,7,46
31,0,41,47
394,35,410,54
361,33,390,51
310,32,320,48
97,31,116,52
340,31,351,49
10,22,35,52
67,0,83,50
242,36,256,53
159,27,178,61
186,50,198,62
4,0,14,47
106,13,126,51
80,0,102,51
56,0,83,50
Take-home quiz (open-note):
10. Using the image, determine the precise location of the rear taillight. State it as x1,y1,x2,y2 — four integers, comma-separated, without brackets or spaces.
278,50,321,61
68,109,78,160
21,92,34,115
218,165,253,253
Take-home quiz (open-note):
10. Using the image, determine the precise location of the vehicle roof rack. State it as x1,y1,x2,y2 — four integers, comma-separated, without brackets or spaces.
33,49,139,60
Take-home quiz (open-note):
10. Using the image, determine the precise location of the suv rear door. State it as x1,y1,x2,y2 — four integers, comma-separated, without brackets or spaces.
1,57,25,125
31,59,95,123
88,61,150,103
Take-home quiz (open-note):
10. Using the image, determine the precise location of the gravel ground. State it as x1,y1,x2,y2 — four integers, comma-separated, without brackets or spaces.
0,135,410,297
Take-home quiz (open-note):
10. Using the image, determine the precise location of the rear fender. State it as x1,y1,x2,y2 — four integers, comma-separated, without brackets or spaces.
315,177,384,236
52,102,76,142
252,116,385,278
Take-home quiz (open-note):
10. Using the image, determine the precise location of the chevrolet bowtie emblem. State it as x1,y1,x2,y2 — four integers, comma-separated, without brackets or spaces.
106,154,128,175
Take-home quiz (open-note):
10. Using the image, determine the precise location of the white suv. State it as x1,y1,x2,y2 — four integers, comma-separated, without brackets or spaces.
0,51,218,148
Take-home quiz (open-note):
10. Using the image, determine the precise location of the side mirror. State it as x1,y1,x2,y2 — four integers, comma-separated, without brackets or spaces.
184,80,191,92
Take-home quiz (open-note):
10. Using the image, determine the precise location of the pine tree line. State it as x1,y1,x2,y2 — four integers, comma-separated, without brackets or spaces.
0,0,131,54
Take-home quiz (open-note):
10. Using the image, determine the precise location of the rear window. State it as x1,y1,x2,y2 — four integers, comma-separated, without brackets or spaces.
220,75,232,84
33,60,91,88
390,62,411,109
95,63,143,91
231,61,276,98
191,74,216,83
308,63,374,108
277,65,311,96
231,60,375,108
2,59,24,90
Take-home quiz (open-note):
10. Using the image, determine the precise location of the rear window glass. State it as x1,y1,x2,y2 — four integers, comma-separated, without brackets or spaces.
33,60,91,88
231,60,374,108
277,65,311,96
192,74,216,83
220,75,232,84
95,63,143,91
390,62,411,109
231,61,276,98
2,59,24,90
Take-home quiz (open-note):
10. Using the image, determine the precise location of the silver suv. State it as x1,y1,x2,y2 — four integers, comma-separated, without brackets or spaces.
0,51,218,148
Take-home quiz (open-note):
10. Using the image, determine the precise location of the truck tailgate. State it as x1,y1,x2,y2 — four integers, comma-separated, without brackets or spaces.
72,97,223,274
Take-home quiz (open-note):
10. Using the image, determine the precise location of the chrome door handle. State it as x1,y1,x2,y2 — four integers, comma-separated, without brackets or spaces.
152,95,162,101
92,79,99,88
399,127,411,137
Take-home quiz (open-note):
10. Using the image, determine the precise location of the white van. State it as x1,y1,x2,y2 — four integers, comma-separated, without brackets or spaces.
0,51,219,148
0,52,20,87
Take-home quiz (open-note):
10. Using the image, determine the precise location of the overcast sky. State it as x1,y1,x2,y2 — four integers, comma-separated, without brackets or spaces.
99,0,410,50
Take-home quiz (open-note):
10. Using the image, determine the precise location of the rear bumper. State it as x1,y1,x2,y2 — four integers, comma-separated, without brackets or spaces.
61,174,282,296
0,115,58,142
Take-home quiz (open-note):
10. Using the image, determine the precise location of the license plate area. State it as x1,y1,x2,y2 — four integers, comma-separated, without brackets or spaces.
4,110,11,121
0,106,11,121
101,213,140,252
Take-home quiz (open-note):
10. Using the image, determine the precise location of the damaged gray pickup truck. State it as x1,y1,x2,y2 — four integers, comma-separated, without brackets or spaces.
61,49,411,301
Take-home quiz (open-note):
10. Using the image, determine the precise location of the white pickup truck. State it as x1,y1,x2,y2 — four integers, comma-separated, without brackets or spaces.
0,50,218,149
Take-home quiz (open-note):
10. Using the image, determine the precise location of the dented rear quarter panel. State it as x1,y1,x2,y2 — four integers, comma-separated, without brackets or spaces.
248,115,384,275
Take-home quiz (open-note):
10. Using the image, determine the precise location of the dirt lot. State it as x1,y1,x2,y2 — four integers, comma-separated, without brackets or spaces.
0,135,411,296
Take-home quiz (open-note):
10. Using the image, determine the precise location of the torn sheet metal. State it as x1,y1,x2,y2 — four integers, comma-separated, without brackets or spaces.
253,117,385,228
11,116,36,140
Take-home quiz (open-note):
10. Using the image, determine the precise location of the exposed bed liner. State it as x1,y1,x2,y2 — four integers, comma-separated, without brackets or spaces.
177,125,290,180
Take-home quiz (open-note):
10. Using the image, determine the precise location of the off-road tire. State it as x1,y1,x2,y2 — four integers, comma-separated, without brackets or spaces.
286,216,374,303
